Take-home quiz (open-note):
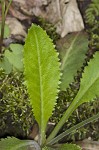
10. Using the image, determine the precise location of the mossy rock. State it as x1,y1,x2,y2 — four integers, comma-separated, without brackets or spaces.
0,69,34,138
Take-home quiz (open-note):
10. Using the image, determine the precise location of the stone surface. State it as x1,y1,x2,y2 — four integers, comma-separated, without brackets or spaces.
11,0,85,37
56,0,84,37
31,0,84,37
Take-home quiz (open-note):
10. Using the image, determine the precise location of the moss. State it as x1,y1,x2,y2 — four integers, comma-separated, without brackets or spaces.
85,0,99,52
0,69,34,138
38,17,60,43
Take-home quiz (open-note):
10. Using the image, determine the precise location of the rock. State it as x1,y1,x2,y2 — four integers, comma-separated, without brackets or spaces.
31,0,84,37
10,0,84,37
57,0,84,37
6,17,26,38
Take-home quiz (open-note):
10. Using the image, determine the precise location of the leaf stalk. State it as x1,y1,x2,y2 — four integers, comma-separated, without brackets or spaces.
47,112,99,145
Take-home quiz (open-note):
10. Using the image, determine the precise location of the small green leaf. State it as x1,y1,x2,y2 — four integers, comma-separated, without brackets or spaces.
58,144,82,150
0,24,10,38
23,24,61,144
73,51,99,107
4,44,23,71
10,44,23,55
57,32,88,90
0,57,12,74
0,137,40,150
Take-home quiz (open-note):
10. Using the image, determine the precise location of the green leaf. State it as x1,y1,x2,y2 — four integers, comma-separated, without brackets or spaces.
43,144,81,150
4,44,23,72
58,32,88,90
46,52,99,143
43,144,82,150
43,146,54,150
43,143,82,150
73,51,99,107
23,24,61,144
0,56,12,74
0,24,10,38
0,137,40,150
58,144,82,150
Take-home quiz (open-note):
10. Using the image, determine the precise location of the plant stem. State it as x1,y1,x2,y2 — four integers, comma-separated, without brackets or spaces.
47,112,99,145
46,99,77,144
0,0,12,56
5,0,12,18
0,0,5,55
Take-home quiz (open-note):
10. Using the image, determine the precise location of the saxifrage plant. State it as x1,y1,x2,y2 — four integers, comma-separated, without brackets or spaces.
0,24,99,150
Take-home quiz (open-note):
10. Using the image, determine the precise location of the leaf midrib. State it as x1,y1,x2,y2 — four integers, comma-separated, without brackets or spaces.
34,30,43,127
61,33,79,70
